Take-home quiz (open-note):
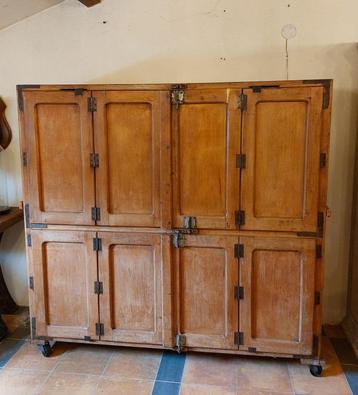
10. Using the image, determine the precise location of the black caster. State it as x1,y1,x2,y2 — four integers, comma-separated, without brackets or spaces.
38,342,53,357
310,364,323,377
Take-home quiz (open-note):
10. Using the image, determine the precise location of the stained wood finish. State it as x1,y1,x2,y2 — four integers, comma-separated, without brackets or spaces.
241,87,323,232
23,90,95,225
239,236,316,355
98,232,164,344
94,91,165,227
0,97,12,151
173,234,238,349
30,230,98,340
172,89,241,229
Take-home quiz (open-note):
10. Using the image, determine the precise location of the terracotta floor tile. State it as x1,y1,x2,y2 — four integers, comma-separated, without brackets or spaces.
236,358,292,393
54,345,113,375
37,372,100,394
180,383,236,395
324,325,347,339
96,377,154,395
0,368,48,395
288,337,352,395
5,342,69,371
103,348,161,380
182,353,239,388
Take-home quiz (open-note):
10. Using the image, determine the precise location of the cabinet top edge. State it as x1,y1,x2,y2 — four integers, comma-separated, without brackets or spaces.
16,79,333,92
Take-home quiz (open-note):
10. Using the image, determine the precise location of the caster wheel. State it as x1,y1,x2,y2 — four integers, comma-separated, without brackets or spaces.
310,364,323,377
38,342,52,357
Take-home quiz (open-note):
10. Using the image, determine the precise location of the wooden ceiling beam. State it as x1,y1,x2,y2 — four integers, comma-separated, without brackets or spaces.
78,0,101,7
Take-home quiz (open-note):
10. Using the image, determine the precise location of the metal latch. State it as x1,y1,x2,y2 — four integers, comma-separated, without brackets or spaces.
175,334,186,353
171,85,186,108
172,231,185,248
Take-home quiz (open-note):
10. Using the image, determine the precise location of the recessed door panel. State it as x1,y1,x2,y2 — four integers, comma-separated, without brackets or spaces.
23,90,95,225
173,235,238,349
241,87,323,232
31,230,98,340
172,89,241,229
98,233,164,344
94,91,168,227
239,236,316,355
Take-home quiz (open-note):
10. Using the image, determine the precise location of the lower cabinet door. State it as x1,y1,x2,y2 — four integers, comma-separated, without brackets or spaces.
31,230,99,340
239,237,316,355
98,232,164,344
173,235,239,350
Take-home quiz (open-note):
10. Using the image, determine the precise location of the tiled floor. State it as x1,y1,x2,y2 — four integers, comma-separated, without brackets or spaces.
0,309,357,394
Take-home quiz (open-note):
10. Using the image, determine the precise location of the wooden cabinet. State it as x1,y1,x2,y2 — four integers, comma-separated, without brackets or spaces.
19,80,331,365
173,234,238,349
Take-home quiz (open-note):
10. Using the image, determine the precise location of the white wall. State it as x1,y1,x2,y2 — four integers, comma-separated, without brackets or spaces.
0,0,357,322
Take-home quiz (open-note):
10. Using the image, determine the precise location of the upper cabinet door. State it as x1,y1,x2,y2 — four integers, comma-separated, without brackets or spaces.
94,91,169,227
241,87,323,232
23,91,95,225
172,89,241,229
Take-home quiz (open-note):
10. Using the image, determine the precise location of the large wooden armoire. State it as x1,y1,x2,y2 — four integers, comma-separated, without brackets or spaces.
18,80,332,375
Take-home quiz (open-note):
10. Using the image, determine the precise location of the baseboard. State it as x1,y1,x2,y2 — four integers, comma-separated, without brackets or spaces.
342,313,358,357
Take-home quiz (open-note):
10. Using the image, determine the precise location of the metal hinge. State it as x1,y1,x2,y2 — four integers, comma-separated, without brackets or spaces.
317,211,324,232
90,153,99,168
172,231,185,248
22,152,28,167
315,291,321,305
237,93,247,111
251,84,280,93
94,281,103,294
88,96,97,112
175,334,186,353
236,154,246,169
93,237,102,251
95,323,104,336
320,153,327,168
316,244,322,259
171,85,185,108
31,317,36,335
27,234,32,247
234,243,244,258
24,203,30,228
29,276,34,290
91,207,101,221
234,285,244,300
234,331,244,345
235,210,245,226
183,216,197,231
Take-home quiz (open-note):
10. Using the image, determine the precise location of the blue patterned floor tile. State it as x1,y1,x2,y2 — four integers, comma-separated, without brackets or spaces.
152,380,180,395
156,351,186,383
0,339,25,367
